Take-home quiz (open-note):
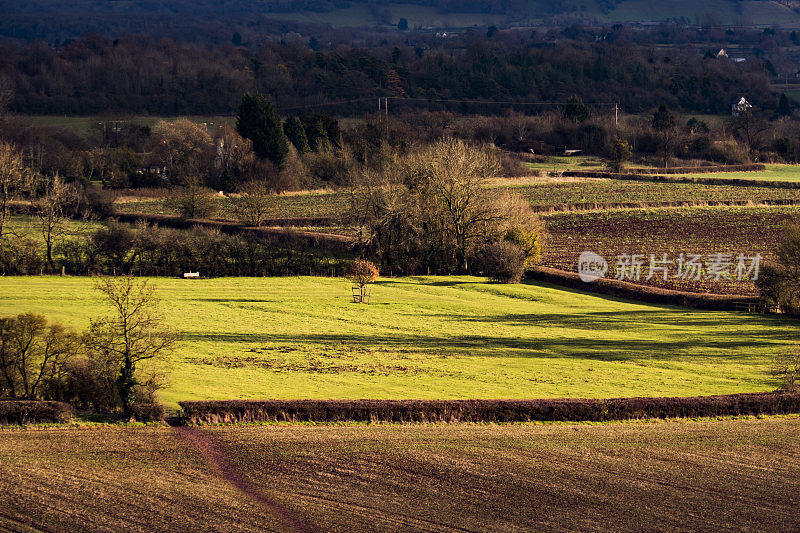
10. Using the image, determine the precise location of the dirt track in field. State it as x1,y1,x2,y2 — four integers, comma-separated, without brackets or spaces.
1,418,799,532
173,427,316,533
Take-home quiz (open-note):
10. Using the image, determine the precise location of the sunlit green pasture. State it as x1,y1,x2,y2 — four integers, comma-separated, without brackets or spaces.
6,215,107,240
674,164,800,182
0,276,794,407
524,156,606,174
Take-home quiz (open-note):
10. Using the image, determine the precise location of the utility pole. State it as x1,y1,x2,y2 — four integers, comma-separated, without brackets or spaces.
614,103,619,126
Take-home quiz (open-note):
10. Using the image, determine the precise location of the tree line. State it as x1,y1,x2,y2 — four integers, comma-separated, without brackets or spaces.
0,31,776,116
0,277,174,420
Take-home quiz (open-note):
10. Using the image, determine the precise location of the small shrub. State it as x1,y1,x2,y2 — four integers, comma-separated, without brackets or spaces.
347,259,379,303
481,241,526,283
65,183,115,219
496,151,528,177
504,227,543,267
0,237,42,275
607,138,632,172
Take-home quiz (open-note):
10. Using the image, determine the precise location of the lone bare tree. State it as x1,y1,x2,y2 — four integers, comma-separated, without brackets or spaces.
349,139,543,275
0,142,25,239
84,277,176,417
773,349,800,391
730,109,769,162
231,180,274,226
34,174,75,271
413,139,505,272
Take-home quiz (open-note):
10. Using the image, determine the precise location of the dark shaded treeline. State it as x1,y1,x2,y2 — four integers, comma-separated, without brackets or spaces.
0,32,775,116
0,219,355,278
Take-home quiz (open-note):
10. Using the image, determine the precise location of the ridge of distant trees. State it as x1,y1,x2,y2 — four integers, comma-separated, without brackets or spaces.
3,1,799,47
0,32,777,116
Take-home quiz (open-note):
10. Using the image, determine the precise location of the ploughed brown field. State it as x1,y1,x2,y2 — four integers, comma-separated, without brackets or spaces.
543,206,800,295
1,417,799,532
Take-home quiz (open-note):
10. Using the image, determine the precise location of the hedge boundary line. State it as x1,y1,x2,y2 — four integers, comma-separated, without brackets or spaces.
179,393,800,424
617,164,765,175
563,170,800,189
531,199,800,213
527,266,759,310
0,401,73,425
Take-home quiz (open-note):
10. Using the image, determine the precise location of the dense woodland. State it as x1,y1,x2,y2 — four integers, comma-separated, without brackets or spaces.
0,30,779,116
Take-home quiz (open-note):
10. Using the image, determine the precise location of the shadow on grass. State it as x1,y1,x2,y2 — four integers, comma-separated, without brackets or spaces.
191,298,277,303
181,327,784,362
441,309,796,335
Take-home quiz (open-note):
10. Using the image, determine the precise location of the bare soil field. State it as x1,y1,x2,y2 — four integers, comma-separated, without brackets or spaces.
1,417,799,532
543,206,800,295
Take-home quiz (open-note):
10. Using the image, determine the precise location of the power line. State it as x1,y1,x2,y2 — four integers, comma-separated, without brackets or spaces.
277,96,619,112
391,97,619,106
277,97,375,112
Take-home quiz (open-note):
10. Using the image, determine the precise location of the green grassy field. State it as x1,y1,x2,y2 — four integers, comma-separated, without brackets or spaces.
597,0,800,24
0,276,794,407
1,417,799,531
6,215,108,240
674,164,800,182
524,155,607,173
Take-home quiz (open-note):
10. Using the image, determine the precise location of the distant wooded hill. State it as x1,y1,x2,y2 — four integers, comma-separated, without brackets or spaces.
0,32,775,116
4,1,800,44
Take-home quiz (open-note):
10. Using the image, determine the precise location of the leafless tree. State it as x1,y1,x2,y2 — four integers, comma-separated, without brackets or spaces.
773,349,800,391
83,277,176,417
349,139,543,275
34,174,76,271
164,179,219,219
0,313,81,400
413,139,505,271
0,142,26,239
150,119,214,184
730,110,769,162
231,180,274,226
214,123,255,188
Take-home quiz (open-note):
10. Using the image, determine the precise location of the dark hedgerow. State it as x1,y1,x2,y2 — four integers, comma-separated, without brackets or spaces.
179,393,800,425
527,265,760,311
0,401,73,424
130,402,165,422
566,164,765,176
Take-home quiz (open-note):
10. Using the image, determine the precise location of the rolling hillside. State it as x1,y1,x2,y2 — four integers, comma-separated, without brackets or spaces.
4,0,800,45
